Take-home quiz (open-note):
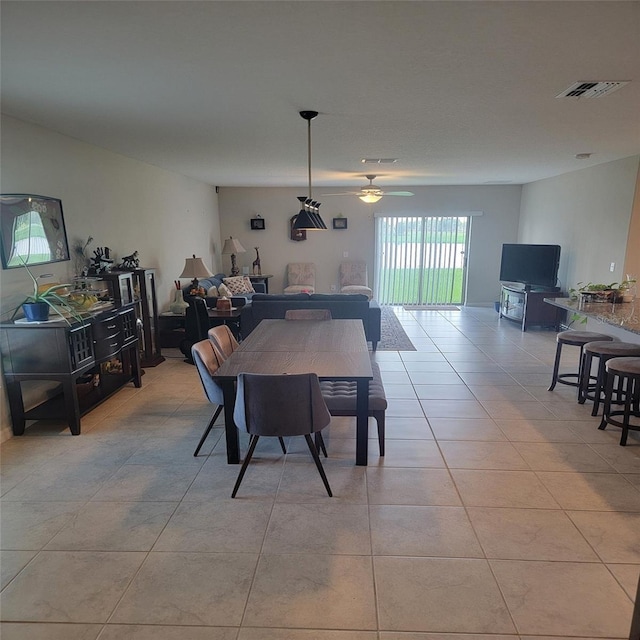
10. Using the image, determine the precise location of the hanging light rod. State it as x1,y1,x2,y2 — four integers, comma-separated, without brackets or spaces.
292,110,327,231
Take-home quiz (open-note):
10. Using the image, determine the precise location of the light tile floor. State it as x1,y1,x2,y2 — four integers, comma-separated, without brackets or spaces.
1,306,639,639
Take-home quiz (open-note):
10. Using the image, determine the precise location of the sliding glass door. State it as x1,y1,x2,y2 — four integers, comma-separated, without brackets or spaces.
374,216,469,305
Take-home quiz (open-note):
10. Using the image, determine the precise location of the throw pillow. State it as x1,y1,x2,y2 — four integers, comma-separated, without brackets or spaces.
223,276,255,295
207,285,219,297
218,283,231,297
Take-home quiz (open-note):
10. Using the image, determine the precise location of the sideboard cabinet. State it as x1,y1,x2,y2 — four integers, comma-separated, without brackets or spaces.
0,304,141,435
499,284,564,331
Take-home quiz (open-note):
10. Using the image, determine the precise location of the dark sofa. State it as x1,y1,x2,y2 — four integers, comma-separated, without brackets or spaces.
240,293,382,350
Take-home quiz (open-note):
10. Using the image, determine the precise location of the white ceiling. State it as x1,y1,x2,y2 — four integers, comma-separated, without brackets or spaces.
1,1,639,189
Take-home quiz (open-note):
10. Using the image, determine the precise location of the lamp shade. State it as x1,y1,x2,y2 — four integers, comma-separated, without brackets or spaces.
179,255,213,279
358,193,383,204
222,237,246,255
292,196,327,230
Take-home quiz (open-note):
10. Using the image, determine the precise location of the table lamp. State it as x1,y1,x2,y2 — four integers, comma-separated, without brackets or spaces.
179,254,213,290
222,237,246,276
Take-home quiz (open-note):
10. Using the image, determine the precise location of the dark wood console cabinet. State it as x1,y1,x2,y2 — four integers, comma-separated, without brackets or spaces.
131,268,164,367
0,305,142,435
499,284,563,331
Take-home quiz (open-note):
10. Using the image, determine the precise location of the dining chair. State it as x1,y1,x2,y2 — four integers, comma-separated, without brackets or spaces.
191,339,225,456
231,372,333,498
192,339,287,458
284,309,332,320
180,297,211,363
208,324,239,360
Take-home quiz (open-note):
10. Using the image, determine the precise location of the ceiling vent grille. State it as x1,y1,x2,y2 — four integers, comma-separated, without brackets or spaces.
556,81,629,99
361,158,398,164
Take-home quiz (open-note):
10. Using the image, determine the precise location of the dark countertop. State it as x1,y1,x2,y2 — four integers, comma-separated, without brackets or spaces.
544,297,640,335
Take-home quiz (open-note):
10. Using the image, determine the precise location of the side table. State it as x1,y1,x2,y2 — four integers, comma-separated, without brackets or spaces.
247,274,273,294
158,312,186,348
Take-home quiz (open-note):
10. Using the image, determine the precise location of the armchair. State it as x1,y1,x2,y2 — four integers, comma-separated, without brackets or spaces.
339,261,373,299
283,262,316,294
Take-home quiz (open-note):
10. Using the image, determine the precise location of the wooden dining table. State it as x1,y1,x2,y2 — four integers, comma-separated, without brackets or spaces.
214,319,374,465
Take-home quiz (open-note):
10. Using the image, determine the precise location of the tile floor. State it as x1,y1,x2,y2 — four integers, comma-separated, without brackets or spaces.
1,306,639,639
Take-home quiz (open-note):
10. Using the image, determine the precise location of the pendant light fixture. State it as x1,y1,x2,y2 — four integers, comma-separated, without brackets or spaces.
292,110,327,230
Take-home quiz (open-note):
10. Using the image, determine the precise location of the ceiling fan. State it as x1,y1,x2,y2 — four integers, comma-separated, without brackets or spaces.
323,175,414,204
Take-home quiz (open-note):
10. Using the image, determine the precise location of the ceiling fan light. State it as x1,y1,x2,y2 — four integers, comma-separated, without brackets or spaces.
359,193,383,204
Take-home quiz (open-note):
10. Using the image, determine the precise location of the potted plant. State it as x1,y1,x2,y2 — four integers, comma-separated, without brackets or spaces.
570,278,637,304
11,260,80,323
574,282,620,303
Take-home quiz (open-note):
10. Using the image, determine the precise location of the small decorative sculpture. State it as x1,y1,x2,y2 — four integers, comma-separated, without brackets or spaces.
88,246,114,275
252,247,261,275
117,251,140,270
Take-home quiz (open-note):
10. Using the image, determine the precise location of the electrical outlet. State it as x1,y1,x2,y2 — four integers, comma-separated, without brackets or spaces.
610,262,616,272
343,251,349,258
330,284,337,292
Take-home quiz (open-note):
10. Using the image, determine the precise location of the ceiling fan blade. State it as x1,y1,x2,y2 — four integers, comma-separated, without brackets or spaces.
383,191,414,196
322,192,362,196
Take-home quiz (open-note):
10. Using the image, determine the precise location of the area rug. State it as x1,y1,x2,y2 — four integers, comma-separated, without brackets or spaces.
375,306,416,351
403,305,460,310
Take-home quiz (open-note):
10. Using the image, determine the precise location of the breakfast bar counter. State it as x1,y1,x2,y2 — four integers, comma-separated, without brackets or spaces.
544,297,640,337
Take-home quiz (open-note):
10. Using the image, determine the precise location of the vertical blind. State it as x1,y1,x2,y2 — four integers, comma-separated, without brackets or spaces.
374,216,469,305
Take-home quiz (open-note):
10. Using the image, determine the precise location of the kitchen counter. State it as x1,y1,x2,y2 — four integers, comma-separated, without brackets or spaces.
544,297,640,336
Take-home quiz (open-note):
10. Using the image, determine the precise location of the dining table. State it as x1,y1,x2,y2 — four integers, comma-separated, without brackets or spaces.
214,318,374,465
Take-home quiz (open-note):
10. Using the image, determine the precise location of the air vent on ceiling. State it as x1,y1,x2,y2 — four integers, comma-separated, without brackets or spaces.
361,158,398,164
556,81,629,99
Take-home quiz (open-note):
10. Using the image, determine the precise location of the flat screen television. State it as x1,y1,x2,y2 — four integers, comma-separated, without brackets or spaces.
499,243,561,289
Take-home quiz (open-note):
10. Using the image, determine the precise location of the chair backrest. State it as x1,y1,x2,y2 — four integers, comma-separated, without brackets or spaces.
339,261,368,288
208,325,239,360
233,372,331,438
285,309,332,321
185,297,210,342
287,263,316,287
191,339,224,406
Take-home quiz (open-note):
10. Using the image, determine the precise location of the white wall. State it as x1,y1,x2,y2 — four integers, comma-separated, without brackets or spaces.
0,115,221,441
219,185,522,305
519,156,640,292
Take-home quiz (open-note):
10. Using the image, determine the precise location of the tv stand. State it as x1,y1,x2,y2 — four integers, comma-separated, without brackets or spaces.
499,284,563,331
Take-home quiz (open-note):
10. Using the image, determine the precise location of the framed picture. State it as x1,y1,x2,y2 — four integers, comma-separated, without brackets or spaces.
333,217,348,229
0,194,71,269
250,217,265,230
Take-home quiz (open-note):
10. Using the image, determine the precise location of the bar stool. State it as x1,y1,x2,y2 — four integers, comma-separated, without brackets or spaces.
579,341,640,415
548,331,614,392
598,357,640,445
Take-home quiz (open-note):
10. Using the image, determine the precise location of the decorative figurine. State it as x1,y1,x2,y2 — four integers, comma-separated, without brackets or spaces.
88,247,114,275
252,247,261,275
117,251,140,270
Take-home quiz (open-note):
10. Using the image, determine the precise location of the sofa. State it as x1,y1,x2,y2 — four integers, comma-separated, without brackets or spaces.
240,293,382,350
182,273,266,308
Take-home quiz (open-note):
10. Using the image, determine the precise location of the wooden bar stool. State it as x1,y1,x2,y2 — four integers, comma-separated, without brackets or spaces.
598,357,640,445
548,331,613,392
579,341,640,415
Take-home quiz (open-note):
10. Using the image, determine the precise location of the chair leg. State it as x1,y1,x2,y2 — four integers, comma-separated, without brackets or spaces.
375,411,385,456
315,431,328,458
548,342,562,391
304,434,333,497
278,437,287,454
231,435,260,498
193,405,223,456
